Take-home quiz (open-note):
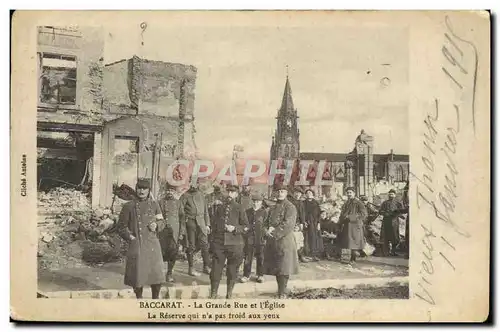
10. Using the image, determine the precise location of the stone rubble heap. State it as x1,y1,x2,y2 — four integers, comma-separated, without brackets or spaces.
38,187,91,214
38,188,129,270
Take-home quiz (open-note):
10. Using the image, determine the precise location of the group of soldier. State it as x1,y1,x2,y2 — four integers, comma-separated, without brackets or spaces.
116,178,409,300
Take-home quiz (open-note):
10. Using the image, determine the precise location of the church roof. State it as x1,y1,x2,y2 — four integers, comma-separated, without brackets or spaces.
299,152,348,162
300,152,409,163
373,154,409,163
279,76,295,114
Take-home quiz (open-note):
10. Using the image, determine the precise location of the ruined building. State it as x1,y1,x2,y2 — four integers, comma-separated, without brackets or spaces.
270,76,409,200
37,26,197,208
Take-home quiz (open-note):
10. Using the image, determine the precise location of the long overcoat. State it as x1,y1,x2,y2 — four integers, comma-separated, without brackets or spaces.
245,207,268,248
211,198,248,247
303,199,324,255
238,194,253,212
158,197,185,261
379,198,404,245
118,198,166,288
179,189,210,235
338,198,367,250
262,199,299,276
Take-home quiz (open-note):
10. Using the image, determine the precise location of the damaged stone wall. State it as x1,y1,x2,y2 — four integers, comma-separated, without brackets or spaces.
78,27,105,113
102,56,198,159
38,26,105,114
136,57,197,118
387,161,409,183
102,60,135,114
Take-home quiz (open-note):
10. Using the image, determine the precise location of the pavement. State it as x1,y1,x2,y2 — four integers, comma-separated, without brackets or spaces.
38,255,408,299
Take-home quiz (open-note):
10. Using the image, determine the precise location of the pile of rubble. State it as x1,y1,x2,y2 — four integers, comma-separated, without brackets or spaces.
38,187,91,214
319,201,342,223
38,190,128,269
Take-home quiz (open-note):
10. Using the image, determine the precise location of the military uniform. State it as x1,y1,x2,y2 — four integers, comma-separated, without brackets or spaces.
238,191,253,211
288,190,307,262
361,200,380,246
159,193,185,281
179,187,211,275
208,187,224,256
338,192,368,263
263,186,299,298
210,185,249,298
379,193,404,256
242,193,268,280
117,179,166,299
400,183,410,256
303,197,324,259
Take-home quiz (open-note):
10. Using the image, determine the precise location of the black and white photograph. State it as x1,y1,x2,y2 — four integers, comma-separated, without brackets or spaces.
10,10,490,322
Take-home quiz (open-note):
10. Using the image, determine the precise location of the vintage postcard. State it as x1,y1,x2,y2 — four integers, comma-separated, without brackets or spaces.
10,10,490,322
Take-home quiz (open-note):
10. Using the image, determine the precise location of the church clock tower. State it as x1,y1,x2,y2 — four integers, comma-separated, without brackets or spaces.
270,75,300,161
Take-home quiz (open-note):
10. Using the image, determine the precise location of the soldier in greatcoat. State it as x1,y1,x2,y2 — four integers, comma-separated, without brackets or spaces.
262,184,299,299
303,188,324,261
338,186,367,264
401,182,410,258
179,180,211,276
238,185,253,211
236,185,251,277
209,185,249,299
379,189,404,256
240,192,268,283
117,178,166,299
360,195,380,247
208,185,224,256
158,183,185,282
288,187,309,263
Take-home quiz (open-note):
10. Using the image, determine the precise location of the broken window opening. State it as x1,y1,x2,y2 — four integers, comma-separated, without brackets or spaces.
39,53,77,105
37,130,94,196
113,136,140,190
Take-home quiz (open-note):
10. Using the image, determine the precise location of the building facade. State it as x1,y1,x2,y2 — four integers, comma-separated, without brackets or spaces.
36,26,198,209
269,76,409,200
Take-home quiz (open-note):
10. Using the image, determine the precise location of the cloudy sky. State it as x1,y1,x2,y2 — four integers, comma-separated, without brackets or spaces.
103,24,409,161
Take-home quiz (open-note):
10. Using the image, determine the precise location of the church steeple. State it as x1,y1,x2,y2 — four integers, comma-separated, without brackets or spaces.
279,76,295,115
271,74,300,161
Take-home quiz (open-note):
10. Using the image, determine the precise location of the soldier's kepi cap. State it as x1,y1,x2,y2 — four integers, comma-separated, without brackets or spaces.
136,178,151,189
274,184,288,191
293,187,304,194
345,186,356,193
304,188,315,195
226,184,239,192
164,181,176,190
251,192,264,201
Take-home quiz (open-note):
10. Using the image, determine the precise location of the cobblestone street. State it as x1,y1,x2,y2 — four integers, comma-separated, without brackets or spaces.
38,255,408,299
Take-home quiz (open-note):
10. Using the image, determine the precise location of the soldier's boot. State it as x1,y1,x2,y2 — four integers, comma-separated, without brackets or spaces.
209,281,220,299
133,287,143,299
202,248,211,274
298,248,309,263
166,261,175,282
187,253,201,276
151,284,162,299
276,275,289,299
226,280,236,299
350,250,358,263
